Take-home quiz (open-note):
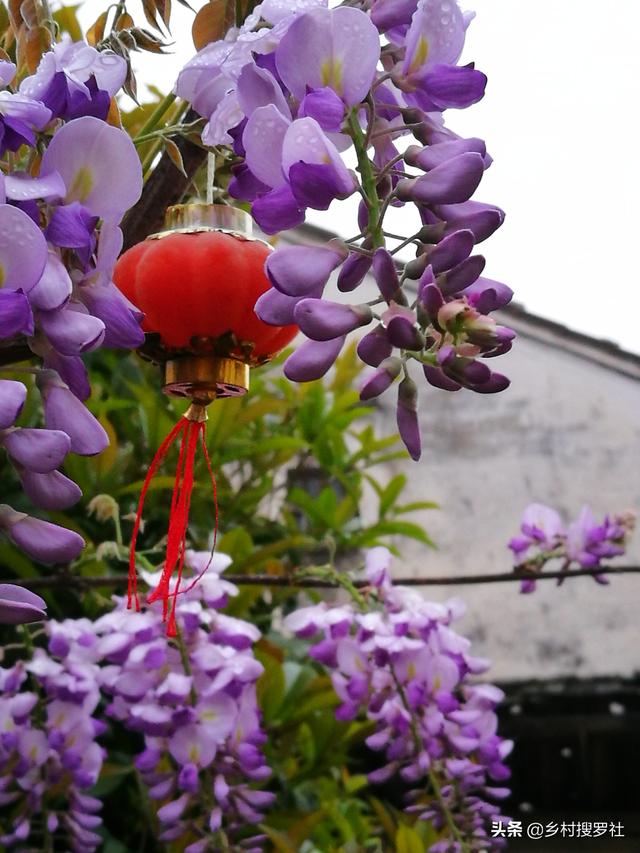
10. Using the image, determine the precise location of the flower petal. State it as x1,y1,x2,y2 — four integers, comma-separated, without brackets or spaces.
3,428,70,473
0,380,27,429
243,104,290,189
284,335,345,381
0,205,47,292
0,291,34,338
40,116,143,221
29,251,73,312
276,7,379,106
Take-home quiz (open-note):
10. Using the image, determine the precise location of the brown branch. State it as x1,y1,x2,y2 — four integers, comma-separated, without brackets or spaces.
10,565,640,591
120,109,208,251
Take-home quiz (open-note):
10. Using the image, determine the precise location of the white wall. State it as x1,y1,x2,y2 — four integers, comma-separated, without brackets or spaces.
362,316,640,681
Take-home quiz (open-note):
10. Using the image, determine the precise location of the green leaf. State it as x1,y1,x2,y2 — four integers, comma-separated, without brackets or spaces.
91,761,132,797
0,541,36,577
395,824,426,853
261,826,299,853
256,647,286,723
53,4,83,40
355,520,436,548
395,501,439,514
379,474,407,517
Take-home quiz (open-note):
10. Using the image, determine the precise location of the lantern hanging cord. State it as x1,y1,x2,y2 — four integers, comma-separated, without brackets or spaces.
206,152,215,205
128,407,219,636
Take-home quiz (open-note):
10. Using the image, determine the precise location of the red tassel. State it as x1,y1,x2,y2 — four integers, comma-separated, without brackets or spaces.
128,418,186,612
128,407,219,635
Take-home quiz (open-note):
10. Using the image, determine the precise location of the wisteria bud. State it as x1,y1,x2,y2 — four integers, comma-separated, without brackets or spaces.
294,299,372,341
357,324,393,366
338,246,373,292
419,283,445,321
404,138,486,172
0,504,85,564
265,241,347,297
359,357,402,401
396,153,484,205
435,200,505,243
438,255,486,296
0,583,47,625
19,468,82,511
255,288,303,326
396,375,421,460
463,277,513,313
372,248,406,303
426,229,474,274
423,363,462,392
386,315,425,350
283,336,346,382
38,304,105,356
2,428,71,473
37,371,108,456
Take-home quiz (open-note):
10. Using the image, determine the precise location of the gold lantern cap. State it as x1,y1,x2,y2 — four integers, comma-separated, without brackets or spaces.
152,203,254,239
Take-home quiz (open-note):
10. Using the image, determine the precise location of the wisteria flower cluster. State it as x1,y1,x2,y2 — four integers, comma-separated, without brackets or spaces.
0,649,106,850
0,551,272,851
508,503,636,592
0,37,144,563
177,0,513,460
284,547,512,852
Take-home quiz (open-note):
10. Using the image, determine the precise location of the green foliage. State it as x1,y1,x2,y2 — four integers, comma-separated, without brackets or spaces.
1,344,435,618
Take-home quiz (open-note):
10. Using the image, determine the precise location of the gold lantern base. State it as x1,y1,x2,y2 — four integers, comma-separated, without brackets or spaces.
163,355,250,403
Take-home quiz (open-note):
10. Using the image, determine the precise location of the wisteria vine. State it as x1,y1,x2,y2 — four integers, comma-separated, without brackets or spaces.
177,0,513,461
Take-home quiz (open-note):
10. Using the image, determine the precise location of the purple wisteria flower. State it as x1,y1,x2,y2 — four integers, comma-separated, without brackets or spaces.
284,547,511,851
0,91,51,156
175,0,328,146
509,503,635,592
0,47,143,564
0,649,105,850
20,35,126,121
0,553,272,849
176,0,512,459
76,566,270,848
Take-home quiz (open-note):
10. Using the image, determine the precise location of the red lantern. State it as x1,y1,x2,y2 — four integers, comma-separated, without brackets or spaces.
113,204,297,633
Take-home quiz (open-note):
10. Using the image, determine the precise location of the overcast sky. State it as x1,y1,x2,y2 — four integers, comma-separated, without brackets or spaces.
77,0,640,354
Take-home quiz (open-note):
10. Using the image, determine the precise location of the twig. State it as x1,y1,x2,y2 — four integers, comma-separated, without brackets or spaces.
9,565,640,591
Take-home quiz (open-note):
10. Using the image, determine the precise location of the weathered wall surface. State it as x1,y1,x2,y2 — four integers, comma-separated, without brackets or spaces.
362,312,640,681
